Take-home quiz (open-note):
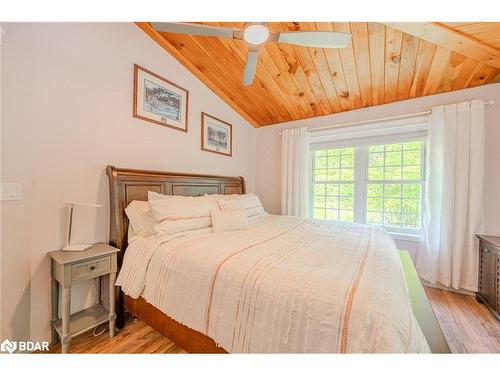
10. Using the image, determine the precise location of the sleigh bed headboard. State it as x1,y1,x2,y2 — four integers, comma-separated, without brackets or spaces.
106,165,245,263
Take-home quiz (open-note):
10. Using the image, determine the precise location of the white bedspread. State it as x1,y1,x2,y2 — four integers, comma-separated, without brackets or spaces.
116,214,430,353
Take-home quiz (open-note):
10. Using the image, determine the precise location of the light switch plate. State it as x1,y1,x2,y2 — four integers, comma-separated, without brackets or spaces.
1,183,23,201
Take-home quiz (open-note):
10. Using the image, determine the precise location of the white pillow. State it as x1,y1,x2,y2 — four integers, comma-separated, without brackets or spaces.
210,208,249,233
154,217,211,234
216,193,265,215
148,191,166,201
217,193,261,208
247,206,266,218
238,193,263,210
149,194,219,221
217,198,240,210
125,201,157,238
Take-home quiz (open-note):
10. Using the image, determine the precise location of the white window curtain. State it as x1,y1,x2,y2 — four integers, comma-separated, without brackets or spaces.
416,100,485,291
281,127,310,217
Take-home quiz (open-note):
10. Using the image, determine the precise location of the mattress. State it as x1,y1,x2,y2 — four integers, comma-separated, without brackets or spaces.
116,214,430,353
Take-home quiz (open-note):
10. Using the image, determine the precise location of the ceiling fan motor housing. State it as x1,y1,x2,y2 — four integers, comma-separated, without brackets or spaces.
243,23,270,46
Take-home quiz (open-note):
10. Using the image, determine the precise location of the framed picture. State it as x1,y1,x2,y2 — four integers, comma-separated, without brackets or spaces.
133,64,189,132
201,112,233,157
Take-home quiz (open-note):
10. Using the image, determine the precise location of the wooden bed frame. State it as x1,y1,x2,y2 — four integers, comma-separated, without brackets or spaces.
106,165,450,353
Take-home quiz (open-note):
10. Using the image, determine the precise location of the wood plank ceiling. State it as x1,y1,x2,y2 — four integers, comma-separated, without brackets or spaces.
137,22,500,127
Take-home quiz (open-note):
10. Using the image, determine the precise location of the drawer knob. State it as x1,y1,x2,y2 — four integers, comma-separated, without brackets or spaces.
90,265,96,271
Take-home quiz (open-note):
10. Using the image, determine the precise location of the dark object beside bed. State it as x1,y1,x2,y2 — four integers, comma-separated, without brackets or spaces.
106,165,450,353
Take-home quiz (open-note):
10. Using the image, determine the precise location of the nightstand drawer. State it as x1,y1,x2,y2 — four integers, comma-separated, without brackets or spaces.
71,256,111,282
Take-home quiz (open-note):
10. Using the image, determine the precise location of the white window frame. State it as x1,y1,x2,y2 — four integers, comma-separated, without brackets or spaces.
362,136,427,237
309,147,357,222
310,132,427,239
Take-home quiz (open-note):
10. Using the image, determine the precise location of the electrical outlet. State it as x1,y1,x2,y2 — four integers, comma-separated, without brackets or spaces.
1,183,23,201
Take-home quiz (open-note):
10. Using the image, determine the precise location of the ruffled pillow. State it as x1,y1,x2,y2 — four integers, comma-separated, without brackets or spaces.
125,200,157,239
149,194,219,221
154,217,212,234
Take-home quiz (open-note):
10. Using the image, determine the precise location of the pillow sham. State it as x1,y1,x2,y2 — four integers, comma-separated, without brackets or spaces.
246,206,266,218
237,193,263,210
149,194,219,221
210,208,249,233
154,217,212,234
125,200,157,238
212,193,266,215
217,198,240,210
148,191,166,201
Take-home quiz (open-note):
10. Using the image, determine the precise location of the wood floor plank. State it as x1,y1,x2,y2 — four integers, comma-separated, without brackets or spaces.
424,286,500,353
43,318,187,354
42,287,500,354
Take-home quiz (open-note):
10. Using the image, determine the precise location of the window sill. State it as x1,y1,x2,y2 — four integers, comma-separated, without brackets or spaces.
389,232,421,242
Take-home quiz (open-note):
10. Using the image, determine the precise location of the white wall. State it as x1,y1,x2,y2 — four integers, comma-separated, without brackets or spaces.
0,23,256,343
1,23,34,344
255,84,500,256
0,24,4,341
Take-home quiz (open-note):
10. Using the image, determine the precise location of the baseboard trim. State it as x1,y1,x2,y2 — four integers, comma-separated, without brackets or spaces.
421,280,475,296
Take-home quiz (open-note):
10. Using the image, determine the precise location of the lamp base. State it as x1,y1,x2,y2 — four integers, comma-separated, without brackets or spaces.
62,244,92,252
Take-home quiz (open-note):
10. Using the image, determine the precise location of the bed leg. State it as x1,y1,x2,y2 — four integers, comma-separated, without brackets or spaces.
116,288,125,329
476,293,484,304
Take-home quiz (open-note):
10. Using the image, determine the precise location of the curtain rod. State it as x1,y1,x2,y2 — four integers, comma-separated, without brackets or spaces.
278,100,494,135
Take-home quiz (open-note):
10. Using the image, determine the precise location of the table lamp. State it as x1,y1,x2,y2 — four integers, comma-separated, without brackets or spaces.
63,201,102,251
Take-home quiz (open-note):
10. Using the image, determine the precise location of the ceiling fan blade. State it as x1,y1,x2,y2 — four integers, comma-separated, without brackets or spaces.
242,50,259,86
151,22,236,39
277,31,351,49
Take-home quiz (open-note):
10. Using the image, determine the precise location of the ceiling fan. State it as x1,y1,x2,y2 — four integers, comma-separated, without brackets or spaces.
151,22,352,86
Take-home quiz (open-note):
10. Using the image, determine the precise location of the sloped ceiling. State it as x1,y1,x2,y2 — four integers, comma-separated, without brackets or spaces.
137,22,500,127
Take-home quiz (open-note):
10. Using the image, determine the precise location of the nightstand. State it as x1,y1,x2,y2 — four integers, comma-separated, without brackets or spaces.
476,235,500,320
48,243,119,353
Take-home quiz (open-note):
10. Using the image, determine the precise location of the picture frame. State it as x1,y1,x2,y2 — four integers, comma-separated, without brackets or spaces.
201,112,233,157
133,64,189,132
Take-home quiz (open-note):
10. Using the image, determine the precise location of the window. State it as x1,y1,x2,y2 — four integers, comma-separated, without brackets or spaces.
311,139,426,236
312,147,355,222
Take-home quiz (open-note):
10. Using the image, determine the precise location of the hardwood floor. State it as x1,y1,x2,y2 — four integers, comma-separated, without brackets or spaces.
424,287,500,353
44,287,500,354
44,318,186,354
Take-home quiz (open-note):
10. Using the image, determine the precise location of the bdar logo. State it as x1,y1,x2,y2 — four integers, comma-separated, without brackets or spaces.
1,339,17,354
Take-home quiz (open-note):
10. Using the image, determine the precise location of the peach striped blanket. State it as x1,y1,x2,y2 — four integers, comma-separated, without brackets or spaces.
116,214,429,353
